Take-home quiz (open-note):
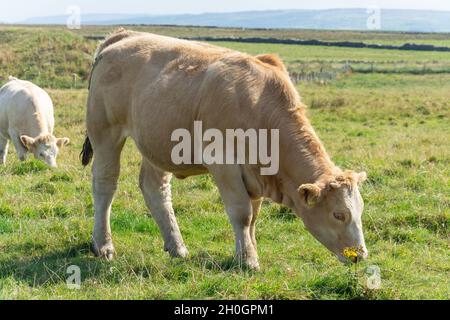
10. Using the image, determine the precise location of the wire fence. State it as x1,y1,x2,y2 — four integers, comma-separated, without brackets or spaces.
289,61,450,84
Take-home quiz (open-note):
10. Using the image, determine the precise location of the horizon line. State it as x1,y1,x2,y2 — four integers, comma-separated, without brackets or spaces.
4,7,450,23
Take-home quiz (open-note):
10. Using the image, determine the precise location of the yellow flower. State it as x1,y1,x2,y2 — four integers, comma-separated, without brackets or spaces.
343,247,359,259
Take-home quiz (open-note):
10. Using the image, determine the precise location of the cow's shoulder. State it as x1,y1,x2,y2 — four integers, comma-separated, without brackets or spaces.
255,54,288,73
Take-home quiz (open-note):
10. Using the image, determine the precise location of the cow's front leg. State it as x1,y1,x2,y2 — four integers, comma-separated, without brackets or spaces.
0,137,9,165
209,165,260,270
250,199,262,250
139,159,188,258
8,130,27,161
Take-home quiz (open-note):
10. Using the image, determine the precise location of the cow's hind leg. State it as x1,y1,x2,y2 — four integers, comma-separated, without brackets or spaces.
0,136,9,165
90,127,126,260
209,165,260,270
139,159,188,258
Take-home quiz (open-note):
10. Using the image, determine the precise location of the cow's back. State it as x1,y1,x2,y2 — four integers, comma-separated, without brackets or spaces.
89,32,234,124
88,31,297,174
90,32,270,128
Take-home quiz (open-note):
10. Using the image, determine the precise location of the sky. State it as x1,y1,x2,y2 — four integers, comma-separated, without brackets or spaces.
1,0,450,22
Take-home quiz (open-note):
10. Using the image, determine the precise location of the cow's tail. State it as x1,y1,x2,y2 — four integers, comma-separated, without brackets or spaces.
83,28,138,165
80,135,93,166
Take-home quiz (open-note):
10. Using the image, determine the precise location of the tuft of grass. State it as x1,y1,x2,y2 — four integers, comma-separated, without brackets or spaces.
30,182,57,195
13,159,49,175
50,172,74,182
0,206,14,218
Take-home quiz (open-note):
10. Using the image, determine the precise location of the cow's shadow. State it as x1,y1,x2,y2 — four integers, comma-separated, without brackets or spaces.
189,250,257,273
0,241,111,287
0,242,257,290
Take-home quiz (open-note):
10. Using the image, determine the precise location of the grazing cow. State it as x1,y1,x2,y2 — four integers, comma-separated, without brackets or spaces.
81,29,368,269
0,77,70,167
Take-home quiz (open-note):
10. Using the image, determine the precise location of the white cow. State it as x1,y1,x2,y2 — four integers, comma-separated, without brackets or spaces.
0,77,70,167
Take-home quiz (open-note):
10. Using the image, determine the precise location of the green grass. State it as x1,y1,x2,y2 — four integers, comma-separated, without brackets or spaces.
0,26,96,89
0,26,449,300
2,25,450,89
215,41,450,63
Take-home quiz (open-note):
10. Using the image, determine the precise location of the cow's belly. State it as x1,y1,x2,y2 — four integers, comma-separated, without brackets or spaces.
130,116,208,177
132,131,208,178
127,72,208,176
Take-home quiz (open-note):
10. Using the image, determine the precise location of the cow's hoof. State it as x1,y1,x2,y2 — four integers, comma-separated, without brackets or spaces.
92,241,115,261
103,248,115,261
245,258,260,271
166,245,189,258
237,254,260,271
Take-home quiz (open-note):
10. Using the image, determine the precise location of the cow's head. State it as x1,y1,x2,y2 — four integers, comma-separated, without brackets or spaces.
296,170,368,263
20,134,70,168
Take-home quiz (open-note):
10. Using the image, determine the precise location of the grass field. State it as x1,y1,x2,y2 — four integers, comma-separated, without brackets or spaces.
65,24,450,46
0,26,449,300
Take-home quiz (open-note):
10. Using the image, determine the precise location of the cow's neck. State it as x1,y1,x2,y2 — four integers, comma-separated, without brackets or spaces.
282,107,336,181
258,106,338,209
31,108,50,136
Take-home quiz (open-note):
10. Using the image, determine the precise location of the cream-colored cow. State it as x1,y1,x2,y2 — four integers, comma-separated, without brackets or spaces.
81,29,368,269
0,77,70,167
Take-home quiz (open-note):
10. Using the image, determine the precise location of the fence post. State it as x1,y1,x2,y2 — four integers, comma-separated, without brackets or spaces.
72,73,77,88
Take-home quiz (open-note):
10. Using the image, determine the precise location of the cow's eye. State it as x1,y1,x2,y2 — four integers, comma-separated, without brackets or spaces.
333,212,346,222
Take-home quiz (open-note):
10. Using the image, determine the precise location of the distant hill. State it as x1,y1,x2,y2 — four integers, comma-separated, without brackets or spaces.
20,9,450,33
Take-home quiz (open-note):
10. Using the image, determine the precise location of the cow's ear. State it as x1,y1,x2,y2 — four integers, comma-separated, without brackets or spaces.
56,137,70,148
298,183,323,207
357,171,367,185
20,135,35,150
